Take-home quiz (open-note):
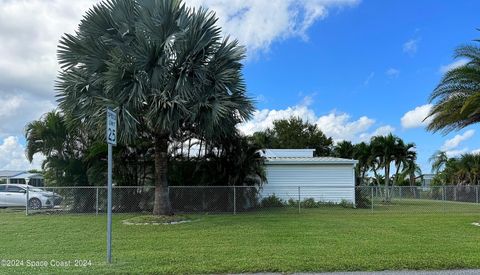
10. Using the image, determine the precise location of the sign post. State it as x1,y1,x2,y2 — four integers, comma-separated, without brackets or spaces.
106,108,117,264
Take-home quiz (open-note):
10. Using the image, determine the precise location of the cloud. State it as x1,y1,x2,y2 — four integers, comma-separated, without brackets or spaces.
441,130,475,151
363,72,375,86
0,136,43,170
238,97,394,143
385,68,400,78
186,0,359,55
401,104,433,129
439,59,469,74
445,148,469,158
403,38,419,55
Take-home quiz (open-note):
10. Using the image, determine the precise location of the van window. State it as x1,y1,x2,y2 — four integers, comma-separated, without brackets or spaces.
0,185,5,192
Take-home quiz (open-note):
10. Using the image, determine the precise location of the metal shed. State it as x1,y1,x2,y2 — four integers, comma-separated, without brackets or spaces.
260,149,358,203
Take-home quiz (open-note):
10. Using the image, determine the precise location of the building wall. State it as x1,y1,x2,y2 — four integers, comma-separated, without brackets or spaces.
261,164,355,203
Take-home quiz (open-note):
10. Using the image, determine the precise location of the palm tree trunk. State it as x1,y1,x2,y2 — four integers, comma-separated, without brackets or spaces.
385,163,391,202
153,135,172,215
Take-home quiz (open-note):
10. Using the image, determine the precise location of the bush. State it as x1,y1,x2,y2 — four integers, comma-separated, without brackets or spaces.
261,194,285,208
339,199,354,208
300,198,318,208
355,187,371,208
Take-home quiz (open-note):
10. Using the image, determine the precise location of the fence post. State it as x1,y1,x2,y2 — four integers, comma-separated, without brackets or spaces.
298,186,301,214
371,186,374,212
476,185,479,204
25,186,29,216
233,186,236,215
442,186,446,213
96,187,99,216
399,186,402,200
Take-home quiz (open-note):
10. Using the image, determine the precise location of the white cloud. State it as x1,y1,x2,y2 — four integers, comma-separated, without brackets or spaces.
0,136,43,170
238,97,394,143
186,0,359,55
363,72,375,86
358,125,395,142
445,148,469,158
403,38,419,55
439,59,469,74
401,104,433,129
441,130,475,151
385,68,400,78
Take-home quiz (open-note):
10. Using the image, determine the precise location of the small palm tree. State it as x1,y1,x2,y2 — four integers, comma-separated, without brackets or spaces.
429,151,449,173
55,0,254,215
427,33,480,133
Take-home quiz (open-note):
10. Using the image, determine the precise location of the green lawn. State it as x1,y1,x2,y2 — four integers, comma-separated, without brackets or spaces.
1,200,480,274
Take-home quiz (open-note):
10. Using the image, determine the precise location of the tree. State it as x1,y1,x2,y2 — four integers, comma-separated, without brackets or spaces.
333,141,354,159
426,32,480,133
55,0,253,215
251,117,333,156
353,142,371,185
370,134,400,202
393,140,416,185
429,151,448,173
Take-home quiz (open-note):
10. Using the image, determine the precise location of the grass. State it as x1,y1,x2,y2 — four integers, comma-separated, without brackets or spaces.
1,200,480,274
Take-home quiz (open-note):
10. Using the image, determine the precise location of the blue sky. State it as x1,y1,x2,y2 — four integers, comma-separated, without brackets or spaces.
239,0,480,172
0,0,478,172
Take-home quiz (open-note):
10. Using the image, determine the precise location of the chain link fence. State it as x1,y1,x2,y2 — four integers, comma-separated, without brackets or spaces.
2,185,479,215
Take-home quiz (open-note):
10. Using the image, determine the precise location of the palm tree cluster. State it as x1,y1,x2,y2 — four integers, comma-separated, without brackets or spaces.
334,134,418,201
430,151,480,185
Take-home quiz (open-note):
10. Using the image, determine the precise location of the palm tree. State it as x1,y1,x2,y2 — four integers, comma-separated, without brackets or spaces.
55,0,254,215
353,142,370,185
429,151,449,174
333,140,355,159
426,34,480,133
370,134,400,202
25,111,70,162
392,140,416,185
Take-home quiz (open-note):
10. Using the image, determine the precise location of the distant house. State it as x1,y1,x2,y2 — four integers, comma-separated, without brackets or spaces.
420,174,435,189
0,171,44,187
260,149,358,204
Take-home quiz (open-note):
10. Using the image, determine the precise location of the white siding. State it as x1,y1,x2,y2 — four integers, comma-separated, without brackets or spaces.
261,164,355,203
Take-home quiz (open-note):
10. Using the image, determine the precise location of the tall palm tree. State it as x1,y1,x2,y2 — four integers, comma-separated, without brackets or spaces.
55,0,254,215
426,34,480,133
370,134,399,202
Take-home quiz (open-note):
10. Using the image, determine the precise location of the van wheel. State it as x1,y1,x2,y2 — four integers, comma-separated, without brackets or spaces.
28,198,42,210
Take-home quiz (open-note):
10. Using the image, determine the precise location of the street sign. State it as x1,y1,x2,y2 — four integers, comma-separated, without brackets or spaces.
106,109,117,145
106,108,116,264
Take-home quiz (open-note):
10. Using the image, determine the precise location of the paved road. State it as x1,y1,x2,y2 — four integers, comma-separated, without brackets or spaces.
243,271,480,275
302,271,480,275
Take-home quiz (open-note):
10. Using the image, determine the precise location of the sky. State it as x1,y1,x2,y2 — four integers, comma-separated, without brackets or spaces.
0,0,479,173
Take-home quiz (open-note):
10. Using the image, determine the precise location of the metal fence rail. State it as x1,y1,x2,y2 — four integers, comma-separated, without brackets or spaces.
4,185,479,215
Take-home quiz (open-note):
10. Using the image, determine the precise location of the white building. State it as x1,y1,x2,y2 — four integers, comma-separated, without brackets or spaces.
260,149,358,203
0,171,44,187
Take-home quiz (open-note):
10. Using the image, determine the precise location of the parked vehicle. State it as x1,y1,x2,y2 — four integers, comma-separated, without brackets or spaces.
0,184,63,209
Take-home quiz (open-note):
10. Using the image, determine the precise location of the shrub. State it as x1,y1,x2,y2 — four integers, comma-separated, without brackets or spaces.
339,199,354,208
287,198,298,207
300,198,318,208
261,194,285,208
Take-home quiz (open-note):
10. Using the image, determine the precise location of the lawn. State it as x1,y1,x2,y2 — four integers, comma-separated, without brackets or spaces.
1,200,480,274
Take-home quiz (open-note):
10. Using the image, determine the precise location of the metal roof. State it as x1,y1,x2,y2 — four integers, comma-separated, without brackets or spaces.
266,157,358,165
0,170,26,178
0,171,43,179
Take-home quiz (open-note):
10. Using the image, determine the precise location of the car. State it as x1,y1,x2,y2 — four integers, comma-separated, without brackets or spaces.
0,184,63,210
